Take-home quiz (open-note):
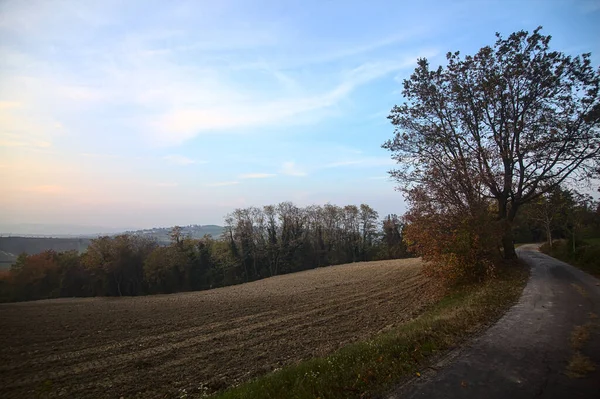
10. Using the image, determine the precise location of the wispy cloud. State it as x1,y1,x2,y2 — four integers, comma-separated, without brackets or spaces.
239,173,276,179
163,155,202,165
323,157,395,169
258,30,429,69
335,145,363,155
280,162,307,177
324,160,362,168
206,181,240,187
79,152,120,158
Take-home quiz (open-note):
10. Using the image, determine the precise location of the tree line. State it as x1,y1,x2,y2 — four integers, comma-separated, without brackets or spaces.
0,203,408,302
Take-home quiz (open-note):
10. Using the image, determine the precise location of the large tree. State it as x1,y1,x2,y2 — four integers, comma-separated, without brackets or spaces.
384,27,600,259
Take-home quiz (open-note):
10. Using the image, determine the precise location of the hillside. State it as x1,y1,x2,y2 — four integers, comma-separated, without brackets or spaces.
125,224,224,243
0,237,92,268
0,250,17,269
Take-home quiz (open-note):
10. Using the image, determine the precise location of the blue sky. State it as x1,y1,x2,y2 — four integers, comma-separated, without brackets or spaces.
1,0,599,230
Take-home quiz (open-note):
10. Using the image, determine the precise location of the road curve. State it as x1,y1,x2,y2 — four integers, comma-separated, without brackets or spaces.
389,244,600,399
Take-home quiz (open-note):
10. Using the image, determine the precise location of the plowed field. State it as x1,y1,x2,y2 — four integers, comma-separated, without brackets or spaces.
0,258,435,398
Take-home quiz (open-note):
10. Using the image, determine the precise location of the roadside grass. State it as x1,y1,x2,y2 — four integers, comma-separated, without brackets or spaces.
566,312,599,379
540,238,600,278
209,263,528,399
566,353,596,378
570,323,592,350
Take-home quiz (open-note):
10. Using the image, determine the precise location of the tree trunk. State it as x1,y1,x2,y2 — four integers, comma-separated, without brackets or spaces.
253,254,259,279
114,274,122,296
498,199,519,260
545,222,552,249
501,222,517,259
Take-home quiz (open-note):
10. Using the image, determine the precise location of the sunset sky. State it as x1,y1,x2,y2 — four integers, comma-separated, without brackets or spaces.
1,0,599,231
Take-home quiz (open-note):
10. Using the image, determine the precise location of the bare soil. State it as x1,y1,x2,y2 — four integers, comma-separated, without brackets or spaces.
0,259,435,399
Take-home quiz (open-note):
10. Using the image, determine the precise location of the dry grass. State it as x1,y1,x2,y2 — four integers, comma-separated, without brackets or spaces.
566,353,596,378
570,324,592,351
566,313,598,379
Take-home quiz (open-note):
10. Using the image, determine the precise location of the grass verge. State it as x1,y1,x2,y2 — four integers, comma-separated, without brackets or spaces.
566,312,599,379
209,264,528,399
566,353,596,378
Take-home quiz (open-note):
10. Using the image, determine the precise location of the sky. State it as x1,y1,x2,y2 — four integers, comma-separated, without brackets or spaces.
1,0,599,232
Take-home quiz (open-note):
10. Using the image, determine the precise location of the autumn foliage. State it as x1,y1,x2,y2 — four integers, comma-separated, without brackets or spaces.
1,251,63,301
404,208,501,284
401,178,502,284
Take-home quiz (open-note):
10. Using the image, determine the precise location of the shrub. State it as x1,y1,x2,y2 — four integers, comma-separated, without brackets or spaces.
404,207,502,285
540,238,600,277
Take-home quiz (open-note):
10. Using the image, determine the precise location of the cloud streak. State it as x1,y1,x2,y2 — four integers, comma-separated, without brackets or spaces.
149,51,436,144
239,173,276,179
151,182,179,187
324,160,362,168
163,155,202,165
323,157,396,169
280,162,307,177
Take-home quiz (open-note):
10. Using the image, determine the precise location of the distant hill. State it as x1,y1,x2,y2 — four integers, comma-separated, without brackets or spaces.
0,250,17,269
0,225,224,268
0,223,134,237
125,225,224,244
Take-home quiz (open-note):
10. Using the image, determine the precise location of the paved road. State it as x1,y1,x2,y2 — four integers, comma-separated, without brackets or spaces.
389,245,600,399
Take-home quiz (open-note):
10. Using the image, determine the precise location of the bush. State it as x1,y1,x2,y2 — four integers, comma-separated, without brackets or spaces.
540,238,600,277
404,207,502,285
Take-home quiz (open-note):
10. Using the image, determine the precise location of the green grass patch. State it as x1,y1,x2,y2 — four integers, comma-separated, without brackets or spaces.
584,237,600,246
541,238,600,278
209,264,528,399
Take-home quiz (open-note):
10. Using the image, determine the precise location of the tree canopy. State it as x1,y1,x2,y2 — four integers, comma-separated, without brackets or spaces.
384,27,600,260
